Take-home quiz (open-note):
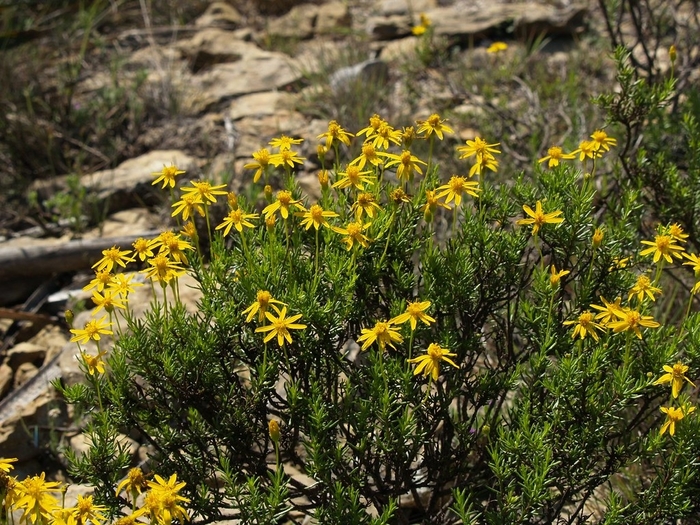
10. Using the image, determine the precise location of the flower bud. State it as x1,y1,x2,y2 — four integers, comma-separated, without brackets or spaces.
264,185,273,203
669,44,677,64
227,192,238,210
592,227,604,249
318,170,329,188
65,310,74,328
266,215,276,231
317,144,327,162
269,419,280,444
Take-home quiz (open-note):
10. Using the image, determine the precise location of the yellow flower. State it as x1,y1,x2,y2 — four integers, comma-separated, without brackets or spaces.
683,252,700,278
382,149,427,183
422,189,450,222
628,274,662,304
151,164,185,189
607,307,660,339
357,320,403,352
216,209,259,236
563,311,602,341
141,254,186,284
549,265,570,287
92,246,134,273
91,290,126,315
70,316,113,345
0,458,17,473
390,300,436,331
244,148,271,183
269,149,306,169
108,272,143,298
83,269,113,293
590,296,623,326
357,114,386,140
317,169,329,188
75,494,107,525
171,193,205,222
349,142,384,170
242,291,286,323
81,349,108,375
255,305,307,347
318,120,354,148
538,146,576,168
332,165,375,191
435,175,480,207
132,237,155,261
269,420,280,443
14,473,62,524
180,180,228,205
50,507,77,525
660,404,695,436
408,343,459,381
116,467,149,499
332,221,372,250
571,140,601,162
296,204,339,230
401,126,416,148
145,473,190,525
668,222,689,243
150,231,193,265
412,13,431,35
592,227,604,249
352,192,382,220
269,135,303,151
416,113,454,140
412,24,427,36
640,234,685,264
369,122,402,150
654,361,696,398
262,190,305,220
457,137,501,177
487,41,508,53
516,201,564,235
590,129,617,152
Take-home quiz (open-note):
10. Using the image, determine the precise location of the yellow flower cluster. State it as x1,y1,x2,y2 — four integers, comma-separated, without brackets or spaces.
538,130,617,169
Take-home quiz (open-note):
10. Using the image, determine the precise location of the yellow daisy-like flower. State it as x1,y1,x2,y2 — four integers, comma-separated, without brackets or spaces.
639,234,685,264
352,192,382,220
75,494,107,525
357,320,404,352
408,343,459,381
296,204,339,230
262,190,305,220
390,300,436,331
653,361,696,398
516,201,564,235
607,307,660,339
146,473,190,525
563,311,602,341
151,164,185,189
70,316,113,345
660,404,695,436
108,273,143,298
683,252,700,278
318,120,354,148
331,221,372,250
422,189,451,222
132,237,155,262
216,209,259,237
590,295,623,326
435,175,480,207
571,140,601,162
486,41,508,53
141,254,186,284
116,467,149,499
269,135,303,151
0,457,17,473
382,149,427,183
255,305,307,347
242,291,286,323
14,472,63,525
538,146,576,168
171,193,205,222
356,114,386,140
590,129,617,152
549,265,570,287
369,122,402,150
92,246,134,273
628,274,662,304
349,142,384,170
91,290,126,315
332,165,375,191
668,222,689,243
180,180,228,205
457,136,501,161
416,113,454,140
269,149,306,169
83,269,114,293
244,148,271,183
150,231,193,265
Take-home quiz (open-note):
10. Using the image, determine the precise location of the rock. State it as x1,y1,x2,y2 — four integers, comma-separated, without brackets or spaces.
296,172,323,201
13,363,39,389
266,4,319,40
25,325,69,362
93,209,162,239
194,2,243,30
228,91,299,121
379,36,419,62
178,28,245,73
316,2,352,35
0,364,12,399
366,15,411,40
329,59,389,93
6,343,45,370
379,0,437,16
233,111,308,159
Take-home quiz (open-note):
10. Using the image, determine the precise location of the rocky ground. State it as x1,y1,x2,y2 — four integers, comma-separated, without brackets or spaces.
0,0,601,482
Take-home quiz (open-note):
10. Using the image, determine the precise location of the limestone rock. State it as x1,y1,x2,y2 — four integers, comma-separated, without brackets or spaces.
266,4,319,40
6,343,45,370
228,91,299,121
366,15,411,40
379,0,437,17
13,363,39,389
329,59,389,93
316,2,352,35
0,364,12,399
178,28,246,73
194,2,243,30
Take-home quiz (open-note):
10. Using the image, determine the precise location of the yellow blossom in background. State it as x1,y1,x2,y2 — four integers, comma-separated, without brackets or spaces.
332,165,375,191
357,320,404,352
262,190,305,220
660,404,695,436
487,41,508,53
145,473,190,525
180,221,198,240
14,472,63,525
171,193,205,222
669,44,677,63
352,192,382,220
255,305,307,347
628,274,662,303
590,129,617,152
349,142,384,170
538,146,576,168
357,114,385,140
116,467,149,499
216,209,259,236
382,149,427,183
151,164,185,189
416,113,454,140
92,246,134,273
590,296,623,326
75,494,107,525
332,221,372,250
608,307,660,339
457,137,500,177
242,291,286,323
408,343,459,381
516,200,564,235
181,181,228,206
549,265,570,287
318,120,354,148
435,175,480,207
70,316,113,345
269,135,303,151
683,252,700,278
244,148,271,183
0,457,17,473
50,507,77,525
668,222,689,243
571,140,601,162
317,170,329,188
391,300,436,331
422,189,450,222
132,237,155,261
83,269,113,293
390,188,411,205
654,362,696,398
563,311,601,341
640,234,685,264
296,204,339,230
412,13,431,35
